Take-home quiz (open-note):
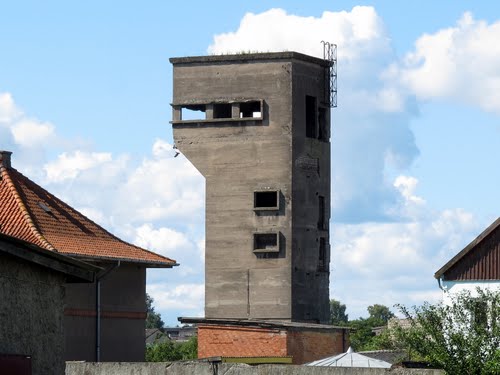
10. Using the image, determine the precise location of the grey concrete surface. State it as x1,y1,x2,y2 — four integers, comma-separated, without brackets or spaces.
66,362,445,375
171,52,331,323
0,253,66,375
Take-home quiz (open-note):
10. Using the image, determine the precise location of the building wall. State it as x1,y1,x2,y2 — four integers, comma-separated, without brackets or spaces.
67,361,446,375
291,59,331,324
198,325,287,359
0,253,66,375
287,330,346,365
172,53,331,323
64,263,146,361
441,280,500,306
197,324,346,364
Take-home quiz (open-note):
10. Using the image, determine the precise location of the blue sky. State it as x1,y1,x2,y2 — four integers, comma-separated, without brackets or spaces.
1,1,499,324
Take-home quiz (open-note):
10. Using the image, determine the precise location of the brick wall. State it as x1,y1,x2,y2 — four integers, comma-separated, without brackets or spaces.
198,325,287,358
287,330,346,364
197,324,348,364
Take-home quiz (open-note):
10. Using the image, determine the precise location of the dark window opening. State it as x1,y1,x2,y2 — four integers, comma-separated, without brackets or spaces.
306,96,317,138
240,101,262,118
181,105,206,121
213,103,232,119
318,238,327,272
254,191,279,210
318,196,326,230
254,233,279,252
318,107,328,141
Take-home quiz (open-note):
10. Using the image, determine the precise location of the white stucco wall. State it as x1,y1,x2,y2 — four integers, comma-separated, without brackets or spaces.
440,280,500,306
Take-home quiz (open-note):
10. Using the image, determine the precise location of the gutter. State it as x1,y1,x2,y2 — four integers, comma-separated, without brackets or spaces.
96,261,120,362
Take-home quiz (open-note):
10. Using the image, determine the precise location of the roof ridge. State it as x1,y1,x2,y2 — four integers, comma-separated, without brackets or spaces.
1,166,57,252
434,217,500,279
9,167,176,265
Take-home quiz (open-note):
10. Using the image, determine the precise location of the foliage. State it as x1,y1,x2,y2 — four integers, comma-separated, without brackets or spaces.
394,288,500,374
330,299,348,325
146,336,198,362
330,300,396,351
146,293,165,330
367,304,395,325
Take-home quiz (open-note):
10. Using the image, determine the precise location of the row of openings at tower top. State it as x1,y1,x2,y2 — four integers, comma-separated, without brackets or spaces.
176,100,262,121
252,190,329,270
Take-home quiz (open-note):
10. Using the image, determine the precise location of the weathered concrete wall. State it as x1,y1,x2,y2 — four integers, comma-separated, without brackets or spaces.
66,361,445,375
0,253,66,375
291,59,331,324
171,52,331,323
65,263,146,361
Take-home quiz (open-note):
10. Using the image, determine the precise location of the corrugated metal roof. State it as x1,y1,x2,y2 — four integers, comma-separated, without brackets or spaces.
306,347,392,368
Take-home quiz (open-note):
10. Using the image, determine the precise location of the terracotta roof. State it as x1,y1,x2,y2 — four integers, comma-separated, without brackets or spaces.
434,217,500,279
0,151,177,267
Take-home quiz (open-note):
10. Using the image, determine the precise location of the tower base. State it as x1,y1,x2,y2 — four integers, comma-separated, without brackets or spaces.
179,318,349,365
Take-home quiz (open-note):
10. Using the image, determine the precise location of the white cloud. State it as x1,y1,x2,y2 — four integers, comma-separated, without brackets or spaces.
147,282,204,315
387,12,500,113
0,92,21,124
11,118,55,147
43,150,112,183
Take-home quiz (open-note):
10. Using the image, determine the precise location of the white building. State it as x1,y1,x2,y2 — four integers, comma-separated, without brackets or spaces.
434,217,500,305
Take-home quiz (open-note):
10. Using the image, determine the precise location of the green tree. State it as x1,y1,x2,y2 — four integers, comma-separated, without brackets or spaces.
146,293,165,330
146,337,198,362
368,304,395,325
394,288,500,374
330,299,348,325
347,304,396,351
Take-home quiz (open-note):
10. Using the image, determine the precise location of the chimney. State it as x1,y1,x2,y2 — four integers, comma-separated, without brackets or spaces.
0,151,12,169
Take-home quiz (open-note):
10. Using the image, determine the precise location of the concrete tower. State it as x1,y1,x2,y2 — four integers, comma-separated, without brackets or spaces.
171,52,331,324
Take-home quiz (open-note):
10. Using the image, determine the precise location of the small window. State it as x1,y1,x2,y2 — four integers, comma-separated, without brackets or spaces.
306,96,317,138
253,233,279,253
254,191,279,210
318,238,327,272
318,195,326,230
213,103,232,119
181,104,206,121
240,101,262,118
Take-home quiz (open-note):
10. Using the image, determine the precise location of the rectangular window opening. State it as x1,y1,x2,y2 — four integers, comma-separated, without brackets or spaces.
240,101,262,118
213,103,232,119
318,107,328,141
306,96,317,138
253,233,279,252
318,195,326,230
181,105,206,121
254,191,279,210
318,238,327,272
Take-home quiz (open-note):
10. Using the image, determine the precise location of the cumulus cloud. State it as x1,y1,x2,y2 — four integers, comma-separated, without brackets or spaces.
0,92,21,124
331,181,480,319
147,282,204,317
209,6,418,222
43,151,113,183
386,12,500,113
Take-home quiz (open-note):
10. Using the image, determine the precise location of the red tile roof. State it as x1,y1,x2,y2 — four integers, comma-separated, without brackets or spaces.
0,152,177,267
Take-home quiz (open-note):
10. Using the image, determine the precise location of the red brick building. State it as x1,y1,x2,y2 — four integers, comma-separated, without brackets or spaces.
183,318,349,364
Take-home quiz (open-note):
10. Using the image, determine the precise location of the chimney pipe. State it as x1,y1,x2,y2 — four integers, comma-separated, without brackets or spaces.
0,151,12,169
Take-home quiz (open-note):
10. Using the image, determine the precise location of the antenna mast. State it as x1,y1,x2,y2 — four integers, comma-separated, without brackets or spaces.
321,41,337,108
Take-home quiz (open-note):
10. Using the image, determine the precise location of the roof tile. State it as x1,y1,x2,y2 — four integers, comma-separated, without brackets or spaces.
0,163,177,267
